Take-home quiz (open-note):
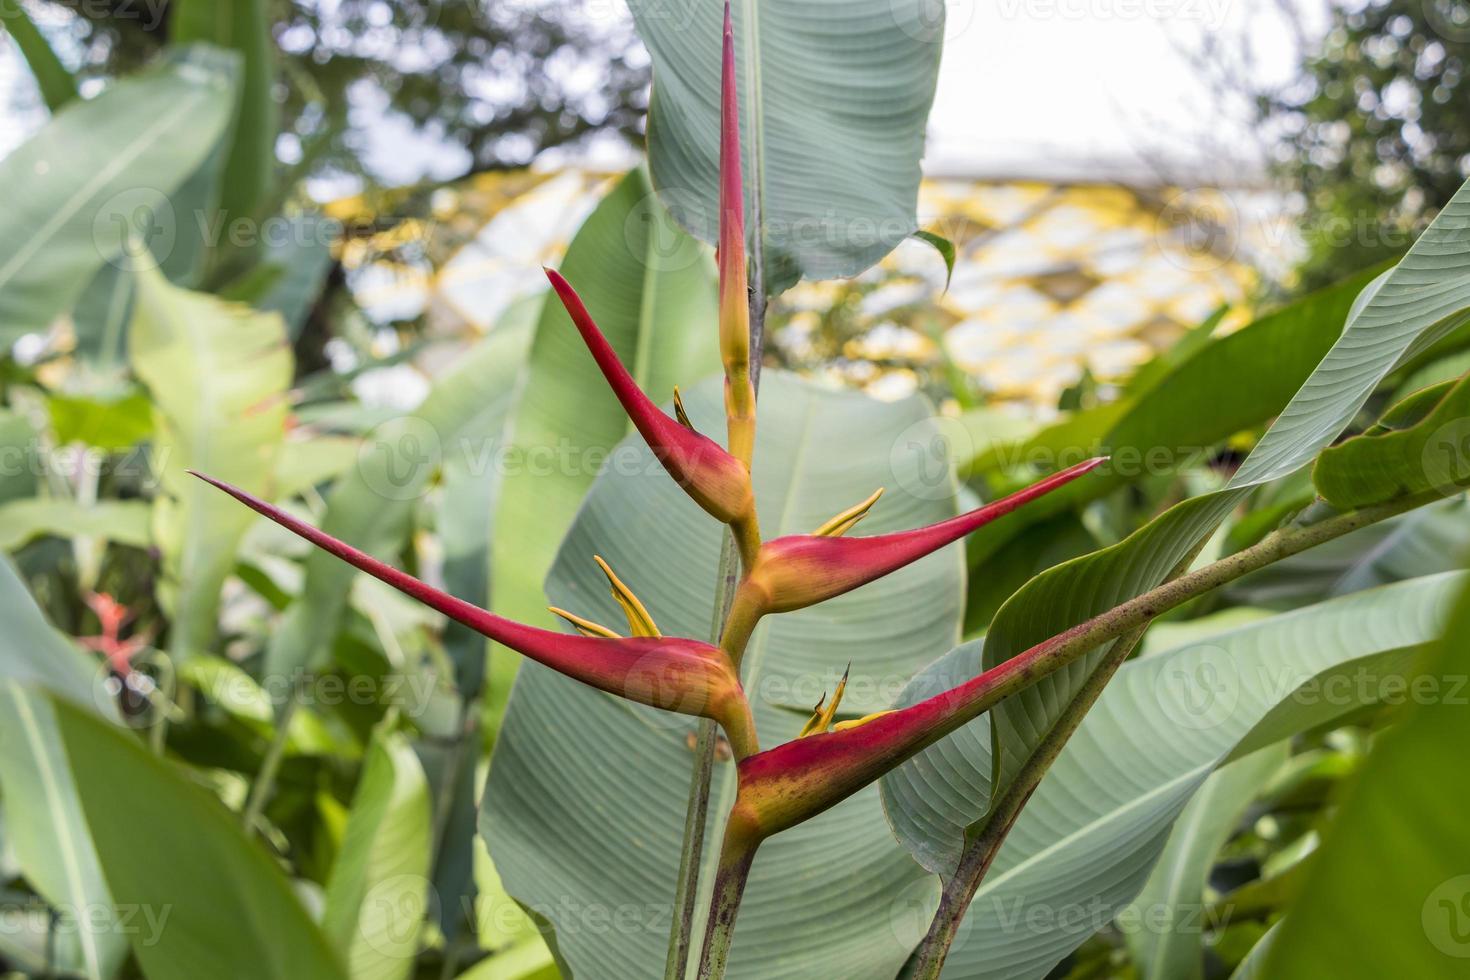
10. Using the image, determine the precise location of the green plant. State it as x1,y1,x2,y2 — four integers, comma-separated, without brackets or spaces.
6,2,1470,979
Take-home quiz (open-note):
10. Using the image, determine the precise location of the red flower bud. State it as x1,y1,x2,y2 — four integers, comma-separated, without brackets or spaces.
192,471,758,758
543,269,758,554
718,1,756,467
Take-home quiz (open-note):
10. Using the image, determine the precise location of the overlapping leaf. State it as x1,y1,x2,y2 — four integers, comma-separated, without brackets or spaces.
880,573,1461,978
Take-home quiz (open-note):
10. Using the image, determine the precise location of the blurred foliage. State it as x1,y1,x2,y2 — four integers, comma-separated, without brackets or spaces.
1262,0,1470,288
29,0,648,183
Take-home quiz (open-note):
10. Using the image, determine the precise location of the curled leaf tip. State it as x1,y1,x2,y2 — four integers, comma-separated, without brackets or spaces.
593,555,661,638
813,487,884,537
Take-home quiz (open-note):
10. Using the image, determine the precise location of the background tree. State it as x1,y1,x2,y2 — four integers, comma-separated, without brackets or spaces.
29,0,649,185
1257,0,1470,288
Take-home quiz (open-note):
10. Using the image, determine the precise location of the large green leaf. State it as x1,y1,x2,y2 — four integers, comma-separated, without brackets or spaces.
1262,573,1470,978
977,177,1470,828
492,169,717,644
172,0,277,223
879,572,1461,978
483,372,963,979
1313,372,1470,507
0,47,235,343
265,311,532,676
0,562,122,980
629,0,942,289
0,0,77,110
0,687,128,980
129,264,292,661
1121,744,1287,980
0,497,151,552
323,730,432,980
50,695,346,980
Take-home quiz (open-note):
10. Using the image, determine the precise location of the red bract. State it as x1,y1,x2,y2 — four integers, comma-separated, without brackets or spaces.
718,2,755,467
722,457,1107,654
78,591,149,675
543,269,759,561
190,471,759,759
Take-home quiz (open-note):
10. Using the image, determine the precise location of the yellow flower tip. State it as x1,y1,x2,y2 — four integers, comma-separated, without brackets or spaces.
831,710,897,733
798,665,851,737
592,555,661,638
813,487,885,537
547,606,620,639
672,386,694,429
797,693,827,738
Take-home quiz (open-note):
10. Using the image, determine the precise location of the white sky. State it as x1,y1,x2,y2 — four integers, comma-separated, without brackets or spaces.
0,0,1331,185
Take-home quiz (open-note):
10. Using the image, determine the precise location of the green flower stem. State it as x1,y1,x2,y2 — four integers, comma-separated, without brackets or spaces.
665,292,769,979
904,490,1441,978
241,683,301,834
696,822,759,980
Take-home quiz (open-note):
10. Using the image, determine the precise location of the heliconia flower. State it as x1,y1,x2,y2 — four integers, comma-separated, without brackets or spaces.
721,607,1104,848
718,0,756,469
77,591,150,675
191,471,759,759
543,269,760,563
721,457,1107,654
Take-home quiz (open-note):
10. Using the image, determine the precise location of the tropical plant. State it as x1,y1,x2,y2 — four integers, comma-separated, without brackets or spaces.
4,2,1470,980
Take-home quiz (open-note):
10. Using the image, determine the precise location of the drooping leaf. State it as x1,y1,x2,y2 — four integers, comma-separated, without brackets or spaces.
322,731,432,980
129,263,292,662
879,572,1461,978
491,168,717,696
266,311,533,676
1262,573,1470,979
0,498,151,552
50,695,346,980
912,231,955,291
1313,372,1470,507
0,46,235,343
484,371,963,979
0,0,77,110
630,0,943,290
